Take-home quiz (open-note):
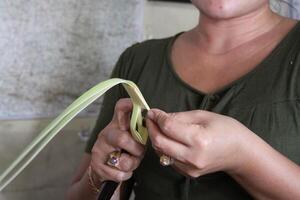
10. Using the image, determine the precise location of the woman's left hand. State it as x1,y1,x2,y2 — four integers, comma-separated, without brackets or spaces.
145,108,255,177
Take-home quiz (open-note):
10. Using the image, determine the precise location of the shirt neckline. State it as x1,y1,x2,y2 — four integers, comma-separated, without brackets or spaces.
166,21,300,96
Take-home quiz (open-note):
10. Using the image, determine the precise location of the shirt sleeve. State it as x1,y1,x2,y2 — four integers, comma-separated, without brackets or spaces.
85,49,130,153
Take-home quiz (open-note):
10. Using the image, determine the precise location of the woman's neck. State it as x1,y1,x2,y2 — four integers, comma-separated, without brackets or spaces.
190,5,284,55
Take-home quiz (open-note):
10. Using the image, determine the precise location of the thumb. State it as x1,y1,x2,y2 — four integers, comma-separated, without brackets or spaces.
146,108,171,130
148,109,215,125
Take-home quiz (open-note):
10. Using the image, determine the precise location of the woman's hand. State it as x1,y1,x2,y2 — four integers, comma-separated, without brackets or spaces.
146,108,254,177
90,98,145,183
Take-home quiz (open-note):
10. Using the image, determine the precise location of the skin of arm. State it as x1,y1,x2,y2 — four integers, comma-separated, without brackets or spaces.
146,109,300,200
228,134,300,200
66,154,102,200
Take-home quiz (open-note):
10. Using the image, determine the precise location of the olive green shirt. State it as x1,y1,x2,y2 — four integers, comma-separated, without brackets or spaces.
86,21,300,200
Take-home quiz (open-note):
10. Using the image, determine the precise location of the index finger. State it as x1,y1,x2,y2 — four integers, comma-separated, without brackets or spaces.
112,98,133,131
147,109,200,145
169,110,214,125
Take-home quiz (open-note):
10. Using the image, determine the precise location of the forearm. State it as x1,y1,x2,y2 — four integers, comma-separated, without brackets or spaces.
228,133,300,200
66,170,121,200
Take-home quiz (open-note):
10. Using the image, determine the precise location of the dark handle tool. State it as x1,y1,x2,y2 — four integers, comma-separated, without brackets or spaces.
98,181,119,200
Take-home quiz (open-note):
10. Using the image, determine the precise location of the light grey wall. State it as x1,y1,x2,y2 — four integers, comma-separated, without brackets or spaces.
0,118,95,200
0,0,144,120
144,1,198,39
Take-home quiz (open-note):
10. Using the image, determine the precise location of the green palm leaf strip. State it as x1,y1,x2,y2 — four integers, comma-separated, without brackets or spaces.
0,78,150,191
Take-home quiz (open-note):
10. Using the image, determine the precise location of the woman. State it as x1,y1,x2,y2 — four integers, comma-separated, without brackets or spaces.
67,0,300,199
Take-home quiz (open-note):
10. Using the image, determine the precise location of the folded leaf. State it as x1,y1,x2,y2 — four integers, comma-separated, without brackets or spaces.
0,78,150,191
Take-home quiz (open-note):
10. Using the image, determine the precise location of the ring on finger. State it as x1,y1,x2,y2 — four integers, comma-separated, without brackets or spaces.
160,154,174,166
106,150,121,167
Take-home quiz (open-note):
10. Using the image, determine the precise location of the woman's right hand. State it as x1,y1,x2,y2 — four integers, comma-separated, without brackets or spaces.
90,98,145,184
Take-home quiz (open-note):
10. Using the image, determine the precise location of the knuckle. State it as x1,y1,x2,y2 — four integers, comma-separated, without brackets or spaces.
115,172,124,182
91,147,98,156
90,160,102,172
161,118,173,133
105,128,118,144
96,130,105,141
121,159,133,171
116,134,129,147
151,135,162,149
168,112,177,120
173,150,184,162
90,159,98,169
187,170,200,178
98,125,113,141
201,138,210,148
103,168,118,182
184,152,193,164
185,153,204,170
135,146,145,157
133,157,142,168
156,112,166,122
91,145,102,156
194,158,206,170
162,145,172,156
194,135,209,149
115,172,130,182
194,136,202,147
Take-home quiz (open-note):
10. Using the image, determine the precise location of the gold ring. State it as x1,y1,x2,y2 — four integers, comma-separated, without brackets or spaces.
106,150,121,167
160,154,174,166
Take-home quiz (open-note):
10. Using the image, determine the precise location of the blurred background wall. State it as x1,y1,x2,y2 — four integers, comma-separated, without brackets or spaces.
0,0,297,199
0,0,144,120
0,1,144,199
